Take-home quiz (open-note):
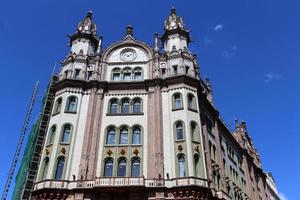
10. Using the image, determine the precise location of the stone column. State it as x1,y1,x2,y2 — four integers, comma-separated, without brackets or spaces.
147,83,164,178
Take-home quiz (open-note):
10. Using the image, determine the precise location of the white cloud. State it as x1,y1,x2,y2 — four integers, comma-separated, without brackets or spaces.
265,72,282,83
214,24,224,31
222,45,237,59
279,192,288,200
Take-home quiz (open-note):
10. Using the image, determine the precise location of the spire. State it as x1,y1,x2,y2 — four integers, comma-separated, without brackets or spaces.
164,7,185,31
77,11,97,36
154,33,159,53
124,25,134,40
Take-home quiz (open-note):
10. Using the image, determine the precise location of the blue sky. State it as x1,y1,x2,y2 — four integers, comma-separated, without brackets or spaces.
0,0,299,199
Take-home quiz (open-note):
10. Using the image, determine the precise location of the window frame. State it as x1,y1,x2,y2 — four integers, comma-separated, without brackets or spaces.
103,158,114,177
106,127,116,145
174,121,185,141
178,154,186,177
54,156,65,180
61,124,72,144
65,96,78,113
117,158,127,177
131,157,141,177
53,97,62,115
172,93,183,111
48,125,56,145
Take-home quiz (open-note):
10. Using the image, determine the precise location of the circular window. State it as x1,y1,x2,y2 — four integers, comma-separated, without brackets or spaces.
120,48,137,62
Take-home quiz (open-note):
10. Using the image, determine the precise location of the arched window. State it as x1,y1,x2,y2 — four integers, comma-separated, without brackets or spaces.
132,126,141,144
61,124,71,143
117,159,127,177
133,98,142,113
131,158,140,177
194,154,200,177
133,67,143,80
185,65,190,74
187,94,197,110
41,157,49,180
54,98,62,114
112,68,121,81
48,125,56,145
109,99,118,114
119,127,128,144
121,98,130,114
122,67,132,80
190,122,200,142
175,122,184,140
103,159,113,177
173,65,178,75
54,157,65,180
66,96,77,112
178,155,185,177
106,127,116,145
172,93,183,109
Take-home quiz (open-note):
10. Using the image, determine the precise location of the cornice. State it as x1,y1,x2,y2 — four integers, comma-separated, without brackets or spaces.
52,75,201,94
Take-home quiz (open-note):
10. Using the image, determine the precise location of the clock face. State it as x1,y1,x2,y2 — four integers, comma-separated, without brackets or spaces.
120,49,137,62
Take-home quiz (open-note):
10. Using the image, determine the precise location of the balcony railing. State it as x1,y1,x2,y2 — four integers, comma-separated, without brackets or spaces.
34,177,208,191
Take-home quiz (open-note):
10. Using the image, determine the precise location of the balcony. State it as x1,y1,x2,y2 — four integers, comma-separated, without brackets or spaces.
33,177,208,191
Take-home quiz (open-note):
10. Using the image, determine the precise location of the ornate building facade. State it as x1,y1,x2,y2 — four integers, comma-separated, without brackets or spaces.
21,9,279,200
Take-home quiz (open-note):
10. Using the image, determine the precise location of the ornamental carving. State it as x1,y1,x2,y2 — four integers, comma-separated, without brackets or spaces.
61,147,66,155
106,149,113,156
178,144,183,151
120,149,126,155
133,148,139,155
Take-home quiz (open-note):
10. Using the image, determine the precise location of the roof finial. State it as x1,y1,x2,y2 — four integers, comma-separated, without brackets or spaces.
126,25,134,37
154,33,159,53
171,6,176,14
87,10,93,19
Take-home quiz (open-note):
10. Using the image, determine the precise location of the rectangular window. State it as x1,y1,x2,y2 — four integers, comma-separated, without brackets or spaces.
185,65,189,74
113,73,121,80
74,69,80,79
123,72,131,80
87,71,93,80
161,68,166,77
134,72,142,80
173,65,178,75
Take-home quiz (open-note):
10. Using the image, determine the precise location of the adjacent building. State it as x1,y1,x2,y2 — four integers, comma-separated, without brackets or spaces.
14,9,280,200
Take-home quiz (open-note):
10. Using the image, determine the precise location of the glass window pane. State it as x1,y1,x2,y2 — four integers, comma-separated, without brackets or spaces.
104,159,113,177
120,128,128,144
123,73,131,80
61,125,71,143
134,72,142,80
178,156,185,177
176,123,183,140
174,94,181,109
49,126,56,145
68,98,77,112
188,95,193,108
42,157,49,179
118,159,127,177
132,127,141,144
133,100,141,113
74,69,80,79
110,100,118,113
173,65,178,75
113,73,120,80
106,128,115,144
88,71,93,80
131,159,140,177
55,98,62,113
194,155,199,177
55,157,65,180
191,123,196,141
122,100,130,113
